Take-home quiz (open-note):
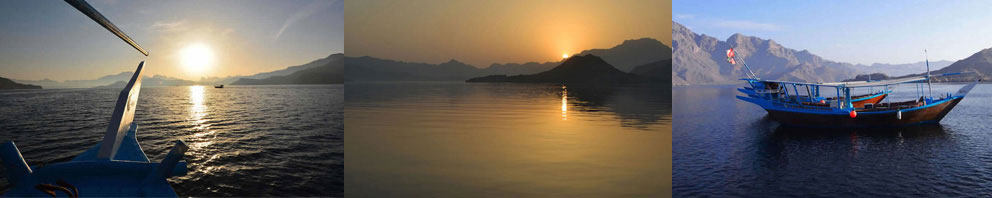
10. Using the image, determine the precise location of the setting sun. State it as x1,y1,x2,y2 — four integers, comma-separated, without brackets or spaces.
562,53,569,59
180,43,215,75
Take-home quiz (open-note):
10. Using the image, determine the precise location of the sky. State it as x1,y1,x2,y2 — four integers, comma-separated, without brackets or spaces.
674,0,992,65
0,0,343,81
346,0,670,68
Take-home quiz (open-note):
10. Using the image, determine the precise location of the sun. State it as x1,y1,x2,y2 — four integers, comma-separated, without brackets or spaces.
180,43,215,75
562,53,569,59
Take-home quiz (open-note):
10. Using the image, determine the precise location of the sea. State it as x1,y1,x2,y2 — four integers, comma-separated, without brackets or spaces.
674,83,992,197
345,82,671,197
0,85,343,197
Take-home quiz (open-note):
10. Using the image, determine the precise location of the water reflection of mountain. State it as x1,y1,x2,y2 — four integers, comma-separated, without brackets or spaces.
565,85,672,128
346,82,671,129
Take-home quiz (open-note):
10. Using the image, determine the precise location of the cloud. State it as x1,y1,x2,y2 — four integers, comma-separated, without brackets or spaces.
273,0,339,41
675,14,695,20
149,20,187,32
712,20,784,31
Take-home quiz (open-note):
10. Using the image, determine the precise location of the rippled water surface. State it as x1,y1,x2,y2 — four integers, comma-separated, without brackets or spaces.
346,82,671,197
674,84,992,197
0,85,343,197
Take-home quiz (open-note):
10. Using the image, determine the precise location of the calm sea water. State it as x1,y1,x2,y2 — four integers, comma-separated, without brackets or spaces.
0,85,343,197
346,82,671,197
674,83,992,197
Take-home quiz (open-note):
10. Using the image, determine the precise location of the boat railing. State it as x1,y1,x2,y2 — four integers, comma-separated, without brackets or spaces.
754,89,780,94
771,100,835,111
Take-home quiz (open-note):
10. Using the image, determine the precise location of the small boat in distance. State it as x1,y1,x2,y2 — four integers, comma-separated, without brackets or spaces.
215,84,224,88
726,47,977,128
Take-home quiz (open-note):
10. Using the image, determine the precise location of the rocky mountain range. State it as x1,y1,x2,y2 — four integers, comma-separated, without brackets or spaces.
346,38,669,82
673,21,864,85
672,21,958,85
928,47,992,82
0,77,41,89
860,61,952,77
630,58,672,83
466,54,645,84
576,38,671,72
16,73,198,89
232,53,343,85
14,53,344,88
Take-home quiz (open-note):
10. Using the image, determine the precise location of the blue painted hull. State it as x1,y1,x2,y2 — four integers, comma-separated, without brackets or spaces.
738,95,964,128
1,125,187,197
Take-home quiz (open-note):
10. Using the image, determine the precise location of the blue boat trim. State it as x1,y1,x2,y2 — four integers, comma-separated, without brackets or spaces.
737,94,961,115
851,91,890,102
1,62,187,197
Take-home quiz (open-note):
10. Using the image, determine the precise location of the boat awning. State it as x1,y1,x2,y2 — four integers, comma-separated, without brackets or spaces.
820,76,927,88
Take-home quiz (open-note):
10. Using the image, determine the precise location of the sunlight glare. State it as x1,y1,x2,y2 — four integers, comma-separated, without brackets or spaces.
189,85,208,128
180,43,215,75
561,86,567,120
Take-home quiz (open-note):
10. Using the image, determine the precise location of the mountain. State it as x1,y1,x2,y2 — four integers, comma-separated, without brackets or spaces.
843,73,890,82
345,56,484,81
466,54,644,84
16,73,196,89
630,59,672,83
576,38,671,72
11,78,58,88
858,61,952,76
91,75,198,88
673,21,862,85
16,53,344,88
217,53,344,85
927,47,992,82
481,61,559,76
346,38,667,82
15,72,132,88
231,53,343,85
239,53,342,81
0,76,42,89
144,75,198,86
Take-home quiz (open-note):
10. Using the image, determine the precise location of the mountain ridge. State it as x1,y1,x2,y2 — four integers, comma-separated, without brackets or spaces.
231,53,343,85
673,21,862,85
14,53,344,88
927,47,992,82
0,76,42,89
347,37,669,82
466,54,646,84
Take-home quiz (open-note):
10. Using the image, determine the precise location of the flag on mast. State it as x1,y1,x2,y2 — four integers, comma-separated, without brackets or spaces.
726,48,737,65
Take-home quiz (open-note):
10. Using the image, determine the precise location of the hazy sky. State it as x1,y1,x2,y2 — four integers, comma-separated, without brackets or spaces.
346,0,670,68
0,0,343,81
674,0,992,65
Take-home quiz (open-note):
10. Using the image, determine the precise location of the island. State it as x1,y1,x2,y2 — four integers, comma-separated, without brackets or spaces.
0,77,42,89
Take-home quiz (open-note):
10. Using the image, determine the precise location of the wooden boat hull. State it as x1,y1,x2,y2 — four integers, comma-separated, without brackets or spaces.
765,98,962,128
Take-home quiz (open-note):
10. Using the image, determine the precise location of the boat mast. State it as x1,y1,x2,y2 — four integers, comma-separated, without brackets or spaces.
730,47,758,79
925,49,932,100
738,57,757,79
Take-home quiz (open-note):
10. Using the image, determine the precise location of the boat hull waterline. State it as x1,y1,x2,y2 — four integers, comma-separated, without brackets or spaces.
739,95,963,128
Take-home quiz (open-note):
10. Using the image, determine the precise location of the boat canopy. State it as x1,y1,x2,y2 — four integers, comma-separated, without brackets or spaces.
821,76,927,87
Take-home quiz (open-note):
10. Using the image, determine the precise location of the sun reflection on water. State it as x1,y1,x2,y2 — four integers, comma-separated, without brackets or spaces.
190,86,208,127
188,85,216,175
189,86,213,148
561,85,567,120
